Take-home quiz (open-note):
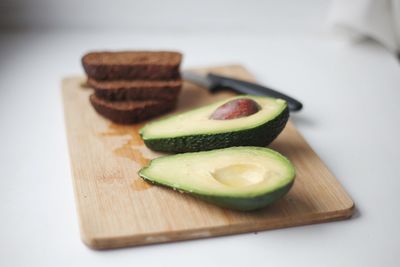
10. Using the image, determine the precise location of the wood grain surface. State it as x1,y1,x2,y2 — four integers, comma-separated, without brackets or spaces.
62,65,354,249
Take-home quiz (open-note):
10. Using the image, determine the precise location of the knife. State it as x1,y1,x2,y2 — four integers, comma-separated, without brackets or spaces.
182,71,303,112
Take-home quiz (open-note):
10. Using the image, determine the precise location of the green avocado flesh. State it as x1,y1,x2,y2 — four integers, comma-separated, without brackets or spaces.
138,147,295,211
140,95,289,153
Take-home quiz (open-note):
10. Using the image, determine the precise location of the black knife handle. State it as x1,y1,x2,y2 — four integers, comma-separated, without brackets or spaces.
207,73,303,112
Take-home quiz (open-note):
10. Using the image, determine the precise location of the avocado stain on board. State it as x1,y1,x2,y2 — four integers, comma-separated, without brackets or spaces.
131,178,153,191
99,123,155,191
80,80,91,89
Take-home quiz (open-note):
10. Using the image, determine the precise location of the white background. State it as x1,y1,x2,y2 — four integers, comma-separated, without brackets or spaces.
0,1,399,266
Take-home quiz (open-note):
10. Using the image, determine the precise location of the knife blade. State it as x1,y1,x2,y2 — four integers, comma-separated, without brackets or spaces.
182,70,303,112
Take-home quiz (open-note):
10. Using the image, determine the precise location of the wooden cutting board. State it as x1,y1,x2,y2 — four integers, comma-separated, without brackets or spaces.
62,65,354,249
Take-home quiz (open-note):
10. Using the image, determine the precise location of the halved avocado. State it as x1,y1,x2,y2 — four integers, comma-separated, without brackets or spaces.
138,147,295,211
140,95,289,153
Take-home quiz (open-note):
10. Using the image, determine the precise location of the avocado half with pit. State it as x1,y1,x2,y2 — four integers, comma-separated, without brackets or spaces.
140,96,289,153
139,146,295,211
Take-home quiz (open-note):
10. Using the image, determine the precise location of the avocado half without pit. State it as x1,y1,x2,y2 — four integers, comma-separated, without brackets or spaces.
138,147,295,211
140,96,289,153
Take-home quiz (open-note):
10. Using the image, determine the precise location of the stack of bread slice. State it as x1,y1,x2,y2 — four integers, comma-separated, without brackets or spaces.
82,51,182,124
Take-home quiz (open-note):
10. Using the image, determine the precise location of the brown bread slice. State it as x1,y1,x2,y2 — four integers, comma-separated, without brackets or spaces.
89,94,176,124
87,78,182,101
82,51,182,81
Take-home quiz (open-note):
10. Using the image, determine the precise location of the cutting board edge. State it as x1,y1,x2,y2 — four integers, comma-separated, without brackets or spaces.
81,202,355,250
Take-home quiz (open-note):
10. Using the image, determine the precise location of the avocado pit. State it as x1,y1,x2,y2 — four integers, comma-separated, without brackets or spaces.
210,98,261,120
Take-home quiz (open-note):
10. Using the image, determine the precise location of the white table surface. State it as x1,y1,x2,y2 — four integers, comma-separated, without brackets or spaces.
0,29,399,266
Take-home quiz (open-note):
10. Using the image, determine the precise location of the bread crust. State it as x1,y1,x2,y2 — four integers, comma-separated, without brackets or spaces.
87,78,182,101
89,94,177,124
82,51,182,80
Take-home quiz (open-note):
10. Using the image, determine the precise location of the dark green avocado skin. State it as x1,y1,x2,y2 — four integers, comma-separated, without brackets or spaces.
142,107,289,153
140,174,294,211
195,180,294,211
